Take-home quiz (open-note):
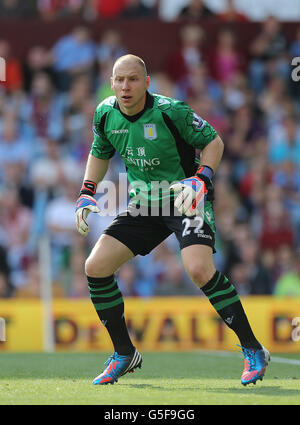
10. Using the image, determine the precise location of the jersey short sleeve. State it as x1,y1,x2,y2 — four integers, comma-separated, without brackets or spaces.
171,101,218,150
90,107,115,160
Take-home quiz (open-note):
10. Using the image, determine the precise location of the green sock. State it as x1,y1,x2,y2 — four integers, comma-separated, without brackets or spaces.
87,275,134,355
201,271,261,349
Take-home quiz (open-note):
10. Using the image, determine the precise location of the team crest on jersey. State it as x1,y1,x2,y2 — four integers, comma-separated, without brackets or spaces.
143,123,157,141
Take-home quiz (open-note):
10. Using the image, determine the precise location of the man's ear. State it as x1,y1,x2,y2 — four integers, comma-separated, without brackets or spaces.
146,75,150,89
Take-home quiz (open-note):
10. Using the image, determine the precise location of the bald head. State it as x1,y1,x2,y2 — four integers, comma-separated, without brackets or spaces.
110,54,150,116
112,54,148,78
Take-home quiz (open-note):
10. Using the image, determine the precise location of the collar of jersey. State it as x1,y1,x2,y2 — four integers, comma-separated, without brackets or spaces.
114,91,154,122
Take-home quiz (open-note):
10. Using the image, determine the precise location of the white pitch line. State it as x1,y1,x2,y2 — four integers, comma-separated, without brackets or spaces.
269,356,300,366
198,350,300,366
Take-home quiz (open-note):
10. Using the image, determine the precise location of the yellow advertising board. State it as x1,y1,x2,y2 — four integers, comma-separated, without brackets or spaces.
0,297,300,353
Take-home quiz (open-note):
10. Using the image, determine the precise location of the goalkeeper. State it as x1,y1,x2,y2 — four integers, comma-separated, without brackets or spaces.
75,54,270,387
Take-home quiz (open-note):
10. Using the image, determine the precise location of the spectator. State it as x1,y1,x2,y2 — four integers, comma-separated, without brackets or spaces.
217,0,248,22
14,259,41,298
45,178,80,284
121,0,156,18
238,157,272,214
289,26,300,58
63,74,92,146
0,0,26,17
50,26,96,91
158,0,188,21
221,72,250,113
273,160,300,198
29,138,80,193
0,39,23,92
268,114,300,166
260,198,295,252
230,262,250,295
0,109,33,174
272,159,300,244
21,71,65,141
28,138,81,253
66,99,96,163
117,262,139,296
224,106,265,181
155,253,198,296
274,244,296,281
228,105,265,148
237,238,273,294
23,46,54,93
188,94,229,139
0,272,12,297
149,72,181,99
2,161,34,209
206,27,246,85
38,0,83,20
183,62,222,103
97,29,128,69
14,258,65,297
95,58,115,103
259,78,294,139
274,254,300,297
249,16,289,94
0,187,32,288
178,0,215,20
0,244,12,297
165,24,204,84
68,240,89,297
94,0,125,18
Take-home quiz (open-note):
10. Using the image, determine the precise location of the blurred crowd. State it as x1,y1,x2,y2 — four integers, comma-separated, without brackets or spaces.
0,12,300,299
1,0,300,22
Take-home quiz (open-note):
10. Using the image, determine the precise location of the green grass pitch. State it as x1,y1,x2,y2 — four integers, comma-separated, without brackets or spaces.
0,351,299,405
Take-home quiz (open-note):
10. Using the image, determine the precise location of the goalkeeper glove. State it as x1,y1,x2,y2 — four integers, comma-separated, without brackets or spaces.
170,165,214,217
75,180,100,236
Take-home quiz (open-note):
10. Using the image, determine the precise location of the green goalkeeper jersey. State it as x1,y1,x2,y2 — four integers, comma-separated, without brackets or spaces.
91,92,218,206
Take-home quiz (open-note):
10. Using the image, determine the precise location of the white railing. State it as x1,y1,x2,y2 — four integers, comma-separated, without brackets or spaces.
38,234,55,352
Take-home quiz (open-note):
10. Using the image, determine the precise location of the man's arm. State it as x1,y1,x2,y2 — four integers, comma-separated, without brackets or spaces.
75,155,110,236
199,135,224,173
83,154,110,184
170,135,224,217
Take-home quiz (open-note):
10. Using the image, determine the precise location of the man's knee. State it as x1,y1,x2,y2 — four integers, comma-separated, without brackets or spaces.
85,254,114,278
85,234,133,278
185,261,215,288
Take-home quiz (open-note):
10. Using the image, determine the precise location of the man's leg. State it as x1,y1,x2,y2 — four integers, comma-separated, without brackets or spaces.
85,233,143,385
181,244,270,385
85,234,135,356
181,244,261,349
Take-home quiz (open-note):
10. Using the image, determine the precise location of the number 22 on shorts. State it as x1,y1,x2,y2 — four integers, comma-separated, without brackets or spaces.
182,217,204,237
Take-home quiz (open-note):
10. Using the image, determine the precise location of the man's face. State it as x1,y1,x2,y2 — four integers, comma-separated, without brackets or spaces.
111,59,150,116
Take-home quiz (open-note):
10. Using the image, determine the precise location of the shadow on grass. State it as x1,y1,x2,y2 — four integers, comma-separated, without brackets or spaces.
201,385,300,397
127,383,300,398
